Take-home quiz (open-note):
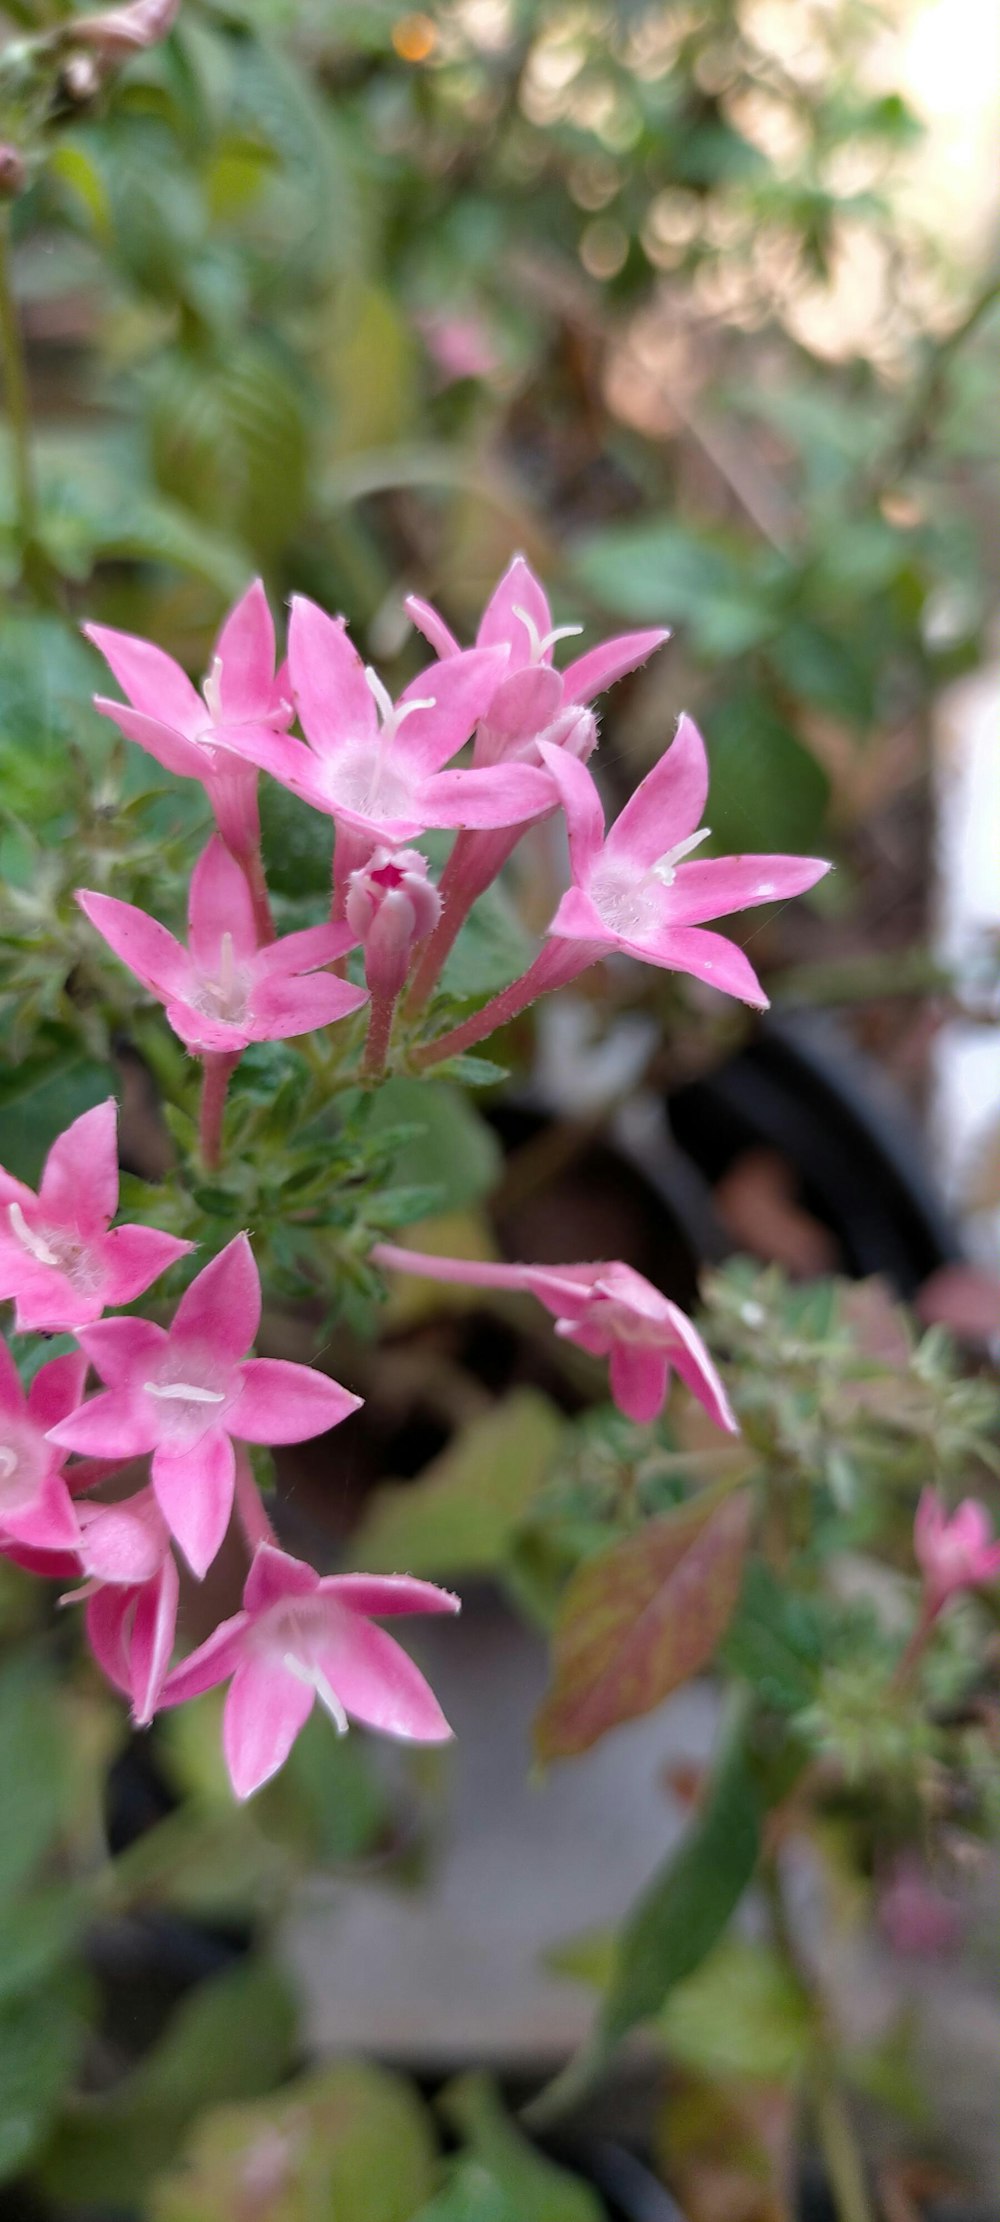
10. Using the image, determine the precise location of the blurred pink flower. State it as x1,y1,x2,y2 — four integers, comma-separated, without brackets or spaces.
914,1488,1000,1611
878,1854,964,1958
0,1100,191,1333
161,1541,459,1798
48,1235,361,1578
0,1340,85,1553
78,836,367,1056
69,0,181,56
416,309,500,385
372,1244,736,1429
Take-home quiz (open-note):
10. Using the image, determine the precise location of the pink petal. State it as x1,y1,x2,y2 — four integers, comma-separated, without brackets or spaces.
223,1655,315,1798
289,597,374,759
420,761,553,830
560,628,670,705
476,555,551,661
536,743,607,881
626,923,768,1009
244,1541,319,1615
662,1304,738,1433
212,579,276,723
609,1341,670,1424
38,1099,119,1234
171,1233,260,1367
77,891,192,1003
604,713,709,868
77,1314,168,1387
0,1333,26,1417
405,594,461,661
78,1489,170,1584
319,1573,460,1618
254,922,356,980
187,837,258,971
47,1386,159,1461
27,1349,89,1434
475,664,564,765
152,1427,236,1578
662,853,831,927
247,973,368,1042
1,1469,80,1552
130,1554,180,1724
165,1004,252,1056
229,1359,361,1444
215,724,334,813
159,1611,249,1705
394,646,508,775
90,698,208,782
6,1264,109,1337
318,1612,453,1742
85,624,205,739
86,1584,135,1699
547,883,614,949
100,1224,194,1308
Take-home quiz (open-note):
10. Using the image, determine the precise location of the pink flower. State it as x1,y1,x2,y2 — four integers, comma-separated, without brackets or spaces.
220,596,550,857
0,1340,85,1552
78,836,367,1056
0,1100,191,1333
914,1488,1000,1611
69,0,181,57
47,1235,362,1578
346,845,441,1002
878,1855,964,1958
75,1489,179,1724
85,580,289,861
160,1541,459,1798
371,1245,737,1431
407,554,668,766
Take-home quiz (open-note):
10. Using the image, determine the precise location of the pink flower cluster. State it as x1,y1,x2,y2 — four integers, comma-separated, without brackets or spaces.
1,558,833,1795
0,1102,456,1797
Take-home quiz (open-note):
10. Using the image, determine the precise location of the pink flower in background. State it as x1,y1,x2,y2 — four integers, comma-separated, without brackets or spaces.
69,0,182,56
78,836,367,1056
0,1101,191,1333
220,597,549,867
914,1488,1000,1612
416,309,500,385
48,1235,362,1578
878,1854,964,1958
346,845,441,1002
85,580,289,865
161,1542,459,1798
372,1244,736,1429
0,1341,85,1552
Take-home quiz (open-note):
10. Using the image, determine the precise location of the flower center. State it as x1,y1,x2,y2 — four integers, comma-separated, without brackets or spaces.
7,1203,102,1294
512,606,583,665
259,1599,350,1734
0,1427,43,1513
191,933,252,1026
142,1366,229,1444
649,826,712,887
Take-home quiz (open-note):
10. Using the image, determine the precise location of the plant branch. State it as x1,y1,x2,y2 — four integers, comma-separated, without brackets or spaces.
0,208,38,555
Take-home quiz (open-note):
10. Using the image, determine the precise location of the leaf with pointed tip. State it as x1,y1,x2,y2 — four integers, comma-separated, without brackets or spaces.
535,1490,752,1761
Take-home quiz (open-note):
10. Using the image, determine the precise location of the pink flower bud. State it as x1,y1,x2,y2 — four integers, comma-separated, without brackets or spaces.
69,0,181,58
914,1487,1000,1611
346,846,441,1001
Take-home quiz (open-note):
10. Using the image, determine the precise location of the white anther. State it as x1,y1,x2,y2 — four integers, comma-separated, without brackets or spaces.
202,655,225,724
144,1381,227,1404
650,826,712,887
8,1202,60,1267
512,605,584,663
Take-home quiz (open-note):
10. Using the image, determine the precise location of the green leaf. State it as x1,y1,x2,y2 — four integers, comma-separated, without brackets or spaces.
0,1979,87,2185
0,1056,116,1187
350,1391,564,1578
657,1936,814,2083
41,1960,298,2207
149,2061,437,2222
441,884,536,1004
0,1888,86,2005
569,520,775,656
697,688,830,854
363,1079,502,1212
0,1655,69,1899
416,2075,601,2222
534,1491,752,1761
721,1559,823,1714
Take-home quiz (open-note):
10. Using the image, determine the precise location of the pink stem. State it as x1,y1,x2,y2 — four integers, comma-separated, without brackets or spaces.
362,989,397,1080
405,827,520,1015
410,939,598,1071
199,1050,240,1170
234,1448,278,1552
892,1598,941,1689
372,1241,528,1291
242,845,275,945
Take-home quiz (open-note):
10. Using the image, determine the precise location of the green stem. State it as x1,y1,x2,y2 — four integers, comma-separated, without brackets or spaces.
0,209,37,556
810,2074,875,2222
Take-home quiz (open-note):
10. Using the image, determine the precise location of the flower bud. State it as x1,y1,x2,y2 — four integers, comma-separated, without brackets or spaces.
69,0,181,59
346,846,441,1002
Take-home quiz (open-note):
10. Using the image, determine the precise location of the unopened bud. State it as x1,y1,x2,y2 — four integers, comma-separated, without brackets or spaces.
69,0,182,57
0,145,27,201
346,846,441,1002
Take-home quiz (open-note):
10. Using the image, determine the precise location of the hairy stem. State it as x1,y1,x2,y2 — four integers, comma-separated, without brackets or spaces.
199,1051,239,1170
361,989,396,1080
411,941,595,1071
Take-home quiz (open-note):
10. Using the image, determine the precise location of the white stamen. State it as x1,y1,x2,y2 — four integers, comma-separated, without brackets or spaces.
9,1202,60,1268
650,826,712,887
512,605,584,664
0,1447,17,1481
364,668,436,750
202,655,225,724
282,1650,349,1735
219,931,235,1003
364,666,396,727
144,1381,227,1404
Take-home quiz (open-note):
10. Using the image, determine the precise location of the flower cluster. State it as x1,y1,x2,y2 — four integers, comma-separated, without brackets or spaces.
3,558,846,1798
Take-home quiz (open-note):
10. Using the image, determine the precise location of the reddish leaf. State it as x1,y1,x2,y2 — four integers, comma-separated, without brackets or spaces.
534,1492,752,1762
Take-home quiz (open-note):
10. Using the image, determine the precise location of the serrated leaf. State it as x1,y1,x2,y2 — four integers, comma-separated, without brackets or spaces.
535,1491,752,1761
350,1391,564,1578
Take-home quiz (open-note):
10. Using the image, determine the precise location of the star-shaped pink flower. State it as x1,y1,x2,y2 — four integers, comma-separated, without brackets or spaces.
47,1235,362,1578
914,1488,1000,1611
160,1541,459,1798
74,1489,179,1726
78,836,368,1056
85,579,290,862
0,1100,192,1334
371,1244,736,1430
220,596,550,853
0,1339,86,1553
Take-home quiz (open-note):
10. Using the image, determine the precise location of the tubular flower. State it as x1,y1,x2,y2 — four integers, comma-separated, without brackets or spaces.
346,845,441,1002
78,836,368,1056
0,1340,86,1552
372,1245,736,1430
47,1235,362,1578
161,1542,459,1799
914,1488,1000,1612
217,596,550,865
0,1100,191,1334
85,579,289,864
